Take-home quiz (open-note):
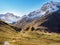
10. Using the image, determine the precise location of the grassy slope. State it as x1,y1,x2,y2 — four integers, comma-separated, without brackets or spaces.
10,31,60,45
0,20,60,45
0,20,16,45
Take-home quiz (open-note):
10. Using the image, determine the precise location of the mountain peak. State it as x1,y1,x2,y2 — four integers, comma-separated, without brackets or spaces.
5,12,16,17
5,12,14,15
49,1,57,4
0,12,20,23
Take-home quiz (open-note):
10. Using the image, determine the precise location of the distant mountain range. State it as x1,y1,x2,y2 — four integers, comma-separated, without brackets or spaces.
0,13,20,23
0,1,60,33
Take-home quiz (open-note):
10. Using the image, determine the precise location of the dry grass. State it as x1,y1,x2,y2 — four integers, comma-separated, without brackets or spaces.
0,21,60,45
2,31,60,45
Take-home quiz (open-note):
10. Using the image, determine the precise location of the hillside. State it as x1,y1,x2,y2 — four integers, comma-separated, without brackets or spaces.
14,1,60,33
0,20,16,45
0,18,60,45
22,10,60,33
14,1,60,29
0,15,60,45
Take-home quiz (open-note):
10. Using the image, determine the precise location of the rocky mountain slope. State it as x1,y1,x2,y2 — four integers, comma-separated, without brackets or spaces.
23,10,60,33
0,20,17,45
14,1,60,33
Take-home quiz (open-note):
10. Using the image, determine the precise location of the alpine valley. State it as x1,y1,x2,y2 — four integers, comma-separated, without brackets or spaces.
0,1,60,45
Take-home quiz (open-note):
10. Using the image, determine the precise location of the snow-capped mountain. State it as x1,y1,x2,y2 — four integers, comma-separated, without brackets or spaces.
27,1,60,18
14,1,60,28
0,13,20,23
20,1,60,21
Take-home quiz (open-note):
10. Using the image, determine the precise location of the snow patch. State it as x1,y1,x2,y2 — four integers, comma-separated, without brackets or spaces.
47,6,59,12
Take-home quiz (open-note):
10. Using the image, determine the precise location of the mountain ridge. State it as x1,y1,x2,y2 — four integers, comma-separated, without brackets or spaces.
0,12,20,23
14,1,60,33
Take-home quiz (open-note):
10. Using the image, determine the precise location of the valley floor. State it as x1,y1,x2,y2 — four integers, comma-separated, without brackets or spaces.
0,31,60,45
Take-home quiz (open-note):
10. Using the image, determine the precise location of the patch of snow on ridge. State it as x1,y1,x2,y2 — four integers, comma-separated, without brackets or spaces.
47,6,59,12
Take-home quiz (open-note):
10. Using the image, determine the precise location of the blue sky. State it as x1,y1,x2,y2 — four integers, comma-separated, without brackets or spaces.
0,0,60,16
